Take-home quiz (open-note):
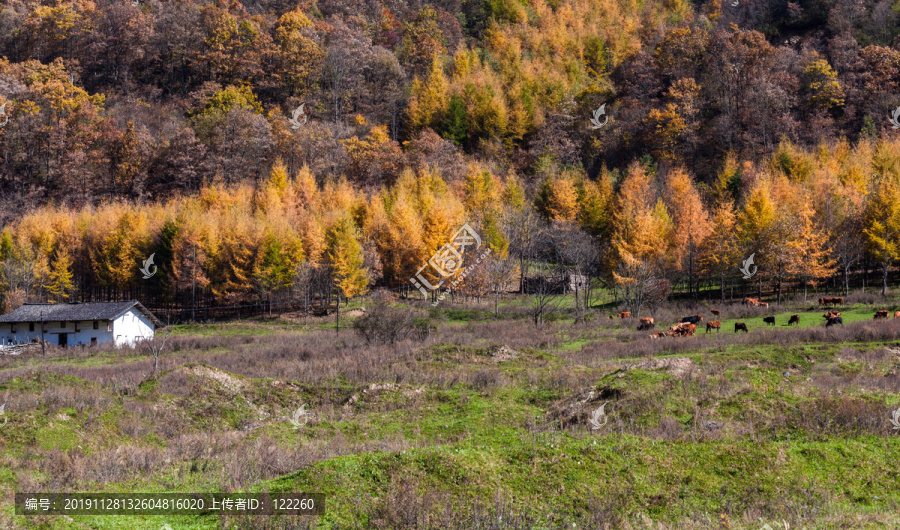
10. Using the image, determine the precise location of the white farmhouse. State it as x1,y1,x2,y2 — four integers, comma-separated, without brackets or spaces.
0,301,162,348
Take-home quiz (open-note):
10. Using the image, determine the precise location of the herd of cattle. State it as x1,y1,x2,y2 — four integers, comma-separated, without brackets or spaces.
607,298,900,339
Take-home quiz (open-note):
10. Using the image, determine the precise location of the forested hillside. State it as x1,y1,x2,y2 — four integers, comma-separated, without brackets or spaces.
1,0,900,311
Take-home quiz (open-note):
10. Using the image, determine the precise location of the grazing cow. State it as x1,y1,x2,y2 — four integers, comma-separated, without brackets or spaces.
826,316,843,327
821,297,844,307
669,322,696,336
788,315,800,326
734,322,748,333
677,323,697,336
895,311,900,319
637,317,655,331
822,311,841,319
874,310,889,320
706,321,721,333
710,309,721,316
609,314,614,319
619,311,632,319
763,316,776,326
681,314,703,324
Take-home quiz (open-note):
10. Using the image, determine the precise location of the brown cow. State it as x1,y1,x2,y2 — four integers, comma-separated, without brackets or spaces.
895,311,900,319
822,311,841,319
608,314,614,319
637,317,655,330
669,322,696,336
758,302,769,308
821,297,844,307
706,321,721,333
875,310,889,320
619,311,632,319
788,315,800,326
743,298,759,306
734,322,748,333
710,309,721,316
677,323,697,336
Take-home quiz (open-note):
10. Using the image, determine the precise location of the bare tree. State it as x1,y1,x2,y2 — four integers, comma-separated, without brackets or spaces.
485,254,516,315
614,251,658,319
529,262,564,326
833,210,864,296
507,208,544,294
0,252,36,302
293,261,314,325
293,262,332,323
548,222,598,323
643,279,671,314
143,317,172,376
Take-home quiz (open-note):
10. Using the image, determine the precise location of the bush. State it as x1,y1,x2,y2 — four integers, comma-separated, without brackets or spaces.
353,290,425,345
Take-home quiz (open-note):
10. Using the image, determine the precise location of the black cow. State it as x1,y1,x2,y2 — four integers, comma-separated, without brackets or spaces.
734,322,748,333
681,315,702,325
826,316,843,327
763,316,776,326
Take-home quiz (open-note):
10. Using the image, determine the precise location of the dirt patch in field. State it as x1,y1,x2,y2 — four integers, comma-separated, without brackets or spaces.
487,345,519,363
343,382,426,411
636,356,695,378
183,364,247,393
416,344,524,365
546,386,610,428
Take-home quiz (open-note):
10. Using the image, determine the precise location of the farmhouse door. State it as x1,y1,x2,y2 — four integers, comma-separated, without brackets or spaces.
58,333,68,347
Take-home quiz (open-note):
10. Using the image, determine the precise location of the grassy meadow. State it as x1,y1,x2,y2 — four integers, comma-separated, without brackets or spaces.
1,291,899,529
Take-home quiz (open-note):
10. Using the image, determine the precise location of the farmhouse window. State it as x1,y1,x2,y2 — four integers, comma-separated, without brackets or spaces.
10,325,15,333
90,338,97,346
29,323,34,332
107,321,112,332
93,320,99,330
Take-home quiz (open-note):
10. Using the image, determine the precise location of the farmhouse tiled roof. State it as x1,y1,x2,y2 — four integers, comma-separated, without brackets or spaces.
0,301,162,327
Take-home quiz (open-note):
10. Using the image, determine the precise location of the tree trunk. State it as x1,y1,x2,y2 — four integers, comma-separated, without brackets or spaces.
720,272,725,303
882,264,889,297
336,292,341,332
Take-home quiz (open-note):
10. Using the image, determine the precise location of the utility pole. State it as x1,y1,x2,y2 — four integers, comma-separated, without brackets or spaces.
40,310,45,356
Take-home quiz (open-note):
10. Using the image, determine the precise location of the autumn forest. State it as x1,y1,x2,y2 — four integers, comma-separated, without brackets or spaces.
1,0,900,314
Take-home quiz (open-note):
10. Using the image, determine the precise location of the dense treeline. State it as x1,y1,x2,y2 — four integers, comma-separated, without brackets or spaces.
0,0,899,221
3,137,900,316
1,0,900,314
